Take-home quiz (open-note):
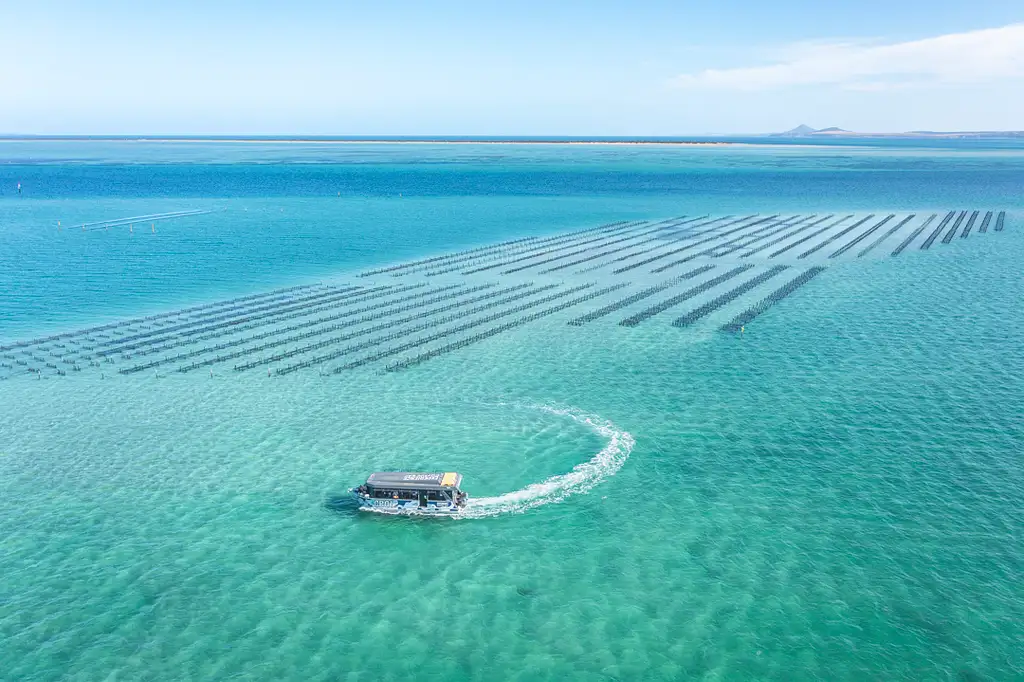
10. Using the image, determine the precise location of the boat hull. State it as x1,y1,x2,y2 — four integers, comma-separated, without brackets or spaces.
352,492,464,516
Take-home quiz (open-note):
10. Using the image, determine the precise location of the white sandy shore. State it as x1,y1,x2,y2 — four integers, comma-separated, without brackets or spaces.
1,136,738,146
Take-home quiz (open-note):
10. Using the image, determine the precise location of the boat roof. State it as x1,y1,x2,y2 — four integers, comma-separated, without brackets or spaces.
365,471,462,490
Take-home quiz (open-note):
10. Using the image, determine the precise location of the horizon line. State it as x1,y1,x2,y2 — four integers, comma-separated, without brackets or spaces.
1,132,1023,146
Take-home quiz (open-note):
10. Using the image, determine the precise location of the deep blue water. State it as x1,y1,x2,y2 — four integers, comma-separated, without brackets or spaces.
2,139,1022,337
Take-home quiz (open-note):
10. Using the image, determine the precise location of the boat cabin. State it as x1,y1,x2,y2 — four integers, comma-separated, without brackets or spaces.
352,471,466,513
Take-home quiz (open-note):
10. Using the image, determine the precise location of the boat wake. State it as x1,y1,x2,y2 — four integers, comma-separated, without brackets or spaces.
459,405,634,518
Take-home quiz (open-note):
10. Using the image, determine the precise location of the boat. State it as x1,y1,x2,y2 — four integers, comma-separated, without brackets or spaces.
351,471,467,515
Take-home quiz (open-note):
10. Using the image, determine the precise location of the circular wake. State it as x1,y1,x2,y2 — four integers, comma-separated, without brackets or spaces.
459,405,634,518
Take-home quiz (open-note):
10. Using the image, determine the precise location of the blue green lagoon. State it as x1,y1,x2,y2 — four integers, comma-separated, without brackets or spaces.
1,139,1022,680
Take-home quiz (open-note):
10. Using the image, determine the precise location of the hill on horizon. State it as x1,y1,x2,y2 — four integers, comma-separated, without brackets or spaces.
771,125,850,137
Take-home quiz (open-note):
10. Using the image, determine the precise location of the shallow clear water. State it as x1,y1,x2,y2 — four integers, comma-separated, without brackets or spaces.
1,140,1022,681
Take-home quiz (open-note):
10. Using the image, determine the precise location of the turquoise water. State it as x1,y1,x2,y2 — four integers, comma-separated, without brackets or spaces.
1,141,1022,680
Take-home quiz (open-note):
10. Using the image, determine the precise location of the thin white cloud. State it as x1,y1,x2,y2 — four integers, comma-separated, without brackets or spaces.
672,24,1024,91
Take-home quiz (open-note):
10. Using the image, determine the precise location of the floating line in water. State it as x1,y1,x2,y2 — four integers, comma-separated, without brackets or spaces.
408,220,647,277
644,214,721,236
452,215,692,270
649,215,795,273
714,215,812,255
499,220,694,275
994,211,1006,231
73,209,213,231
960,210,980,238
273,284,572,374
743,215,848,258
704,214,806,250
941,210,967,244
121,284,496,374
82,209,215,231
582,218,721,273
0,284,324,352
74,209,205,228
672,266,789,326
96,285,370,350
644,215,785,274
653,214,789,268
978,211,993,233
722,214,826,256
141,285,341,333
576,215,739,273
99,285,404,357
706,215,815,258
118,284,330,328
397,215,638,274
721,267,827,332
224,284,536,373
384,284,629,372
608,215,760,274
325,284,604,374
96,286,380,355
891,214,937,255
359,219,642,277
539,218,714,273
796,214,876,259
123,284,426,360
920,211,956,249
567,266,716,325
828,214,895,259
459,221,658,275
857,214,915,257
620,265,755,326
575,215,741,270
418,219,656,277
768,215,858,259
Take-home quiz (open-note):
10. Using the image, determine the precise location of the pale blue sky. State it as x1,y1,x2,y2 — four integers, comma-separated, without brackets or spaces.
1,0,1022,134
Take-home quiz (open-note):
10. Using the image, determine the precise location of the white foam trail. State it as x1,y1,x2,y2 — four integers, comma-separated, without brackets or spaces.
460,405,634,518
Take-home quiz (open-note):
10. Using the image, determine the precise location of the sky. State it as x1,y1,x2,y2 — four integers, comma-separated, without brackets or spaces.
1,0,1022,135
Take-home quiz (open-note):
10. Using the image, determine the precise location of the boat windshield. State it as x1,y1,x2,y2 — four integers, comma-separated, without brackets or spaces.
368,487,454,501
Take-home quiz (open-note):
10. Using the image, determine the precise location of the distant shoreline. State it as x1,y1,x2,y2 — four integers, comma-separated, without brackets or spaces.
2,134,1021,150
0,136,734,146
779,131,1024,140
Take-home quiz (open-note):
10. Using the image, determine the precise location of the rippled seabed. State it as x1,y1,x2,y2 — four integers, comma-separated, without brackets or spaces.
1,141,1023,681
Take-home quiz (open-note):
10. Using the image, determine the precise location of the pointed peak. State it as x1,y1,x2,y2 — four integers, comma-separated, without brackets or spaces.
773,124,817,137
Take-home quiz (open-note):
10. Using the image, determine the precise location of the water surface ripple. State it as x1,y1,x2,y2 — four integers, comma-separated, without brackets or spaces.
1,141,1022,681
